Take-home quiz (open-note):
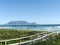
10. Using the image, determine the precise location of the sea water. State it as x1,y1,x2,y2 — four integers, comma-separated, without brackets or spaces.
0,25,60,33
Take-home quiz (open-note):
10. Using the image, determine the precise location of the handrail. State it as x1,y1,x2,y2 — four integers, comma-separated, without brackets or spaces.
0,32,48,42
9,33,54,45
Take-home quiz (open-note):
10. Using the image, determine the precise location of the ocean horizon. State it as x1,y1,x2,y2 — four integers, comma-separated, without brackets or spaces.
0,25,60,33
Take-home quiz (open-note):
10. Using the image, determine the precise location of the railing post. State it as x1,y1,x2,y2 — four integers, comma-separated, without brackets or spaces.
20,38,21,45
5,40,7,45
37,34,40,38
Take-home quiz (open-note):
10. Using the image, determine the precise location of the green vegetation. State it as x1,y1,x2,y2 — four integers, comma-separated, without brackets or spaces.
31,33,60,45
0,29,60,45
0,29,42,40
0,29,43,45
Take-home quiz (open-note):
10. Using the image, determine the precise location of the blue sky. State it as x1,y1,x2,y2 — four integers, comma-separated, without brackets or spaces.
0,0,60,24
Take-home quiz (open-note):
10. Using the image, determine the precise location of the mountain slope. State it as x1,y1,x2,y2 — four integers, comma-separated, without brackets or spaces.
5,21,37,25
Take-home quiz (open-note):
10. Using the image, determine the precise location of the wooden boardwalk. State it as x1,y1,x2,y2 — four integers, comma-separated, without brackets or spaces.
0,32,54,45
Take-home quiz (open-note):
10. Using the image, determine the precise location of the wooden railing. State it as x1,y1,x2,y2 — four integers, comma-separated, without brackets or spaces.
0,32,54,45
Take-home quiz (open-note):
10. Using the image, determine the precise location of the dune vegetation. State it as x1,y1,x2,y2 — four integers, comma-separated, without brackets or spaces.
0,29,42,40
32,34,60,45
0,29,60,45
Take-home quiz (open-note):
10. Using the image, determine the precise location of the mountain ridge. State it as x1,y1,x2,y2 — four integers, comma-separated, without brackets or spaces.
4,21,37,25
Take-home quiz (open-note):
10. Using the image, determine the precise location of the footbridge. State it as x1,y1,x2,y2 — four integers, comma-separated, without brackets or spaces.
0,32,55,45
